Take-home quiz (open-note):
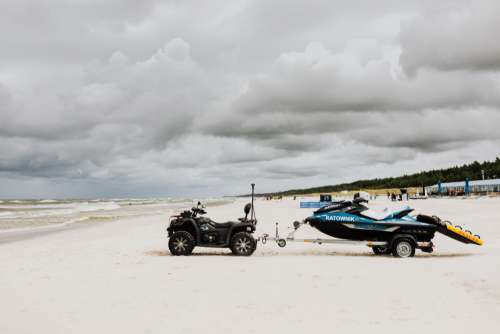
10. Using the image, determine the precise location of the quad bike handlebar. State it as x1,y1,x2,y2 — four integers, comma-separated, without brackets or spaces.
191,207,207,215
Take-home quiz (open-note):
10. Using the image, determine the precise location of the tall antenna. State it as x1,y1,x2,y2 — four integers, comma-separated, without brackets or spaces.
251,183,256,222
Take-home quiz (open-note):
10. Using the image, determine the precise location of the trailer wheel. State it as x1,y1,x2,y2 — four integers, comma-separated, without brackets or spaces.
392,238,415,258
474,234,481,239
277,239,287,248
455,225,462,230
372,246,390,255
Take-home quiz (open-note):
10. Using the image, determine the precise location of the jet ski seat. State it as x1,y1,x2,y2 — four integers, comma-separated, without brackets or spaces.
362,206,413,220
361,208,391,220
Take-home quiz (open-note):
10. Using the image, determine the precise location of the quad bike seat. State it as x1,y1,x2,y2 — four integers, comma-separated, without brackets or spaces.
208,220,239,228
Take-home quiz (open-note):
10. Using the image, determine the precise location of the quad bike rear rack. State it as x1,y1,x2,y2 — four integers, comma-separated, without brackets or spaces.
258,222,433,249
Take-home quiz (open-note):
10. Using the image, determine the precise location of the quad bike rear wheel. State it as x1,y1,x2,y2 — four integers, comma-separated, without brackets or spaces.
169,231,195,256
230,232,256,256
392,238,416,258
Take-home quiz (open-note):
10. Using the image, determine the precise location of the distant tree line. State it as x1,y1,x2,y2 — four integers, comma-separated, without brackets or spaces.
253,157,500,197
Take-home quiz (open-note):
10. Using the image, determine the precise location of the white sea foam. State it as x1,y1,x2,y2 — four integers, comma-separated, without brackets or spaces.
0,216,92,234
38,199,58,203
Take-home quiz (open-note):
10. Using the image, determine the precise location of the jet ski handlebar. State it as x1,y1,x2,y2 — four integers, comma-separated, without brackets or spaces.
353,197,368,204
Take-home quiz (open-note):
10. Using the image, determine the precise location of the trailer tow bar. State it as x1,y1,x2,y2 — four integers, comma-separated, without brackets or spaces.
258,221,390,248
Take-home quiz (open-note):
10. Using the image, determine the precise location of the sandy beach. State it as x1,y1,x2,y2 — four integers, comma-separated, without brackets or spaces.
1,197,499,333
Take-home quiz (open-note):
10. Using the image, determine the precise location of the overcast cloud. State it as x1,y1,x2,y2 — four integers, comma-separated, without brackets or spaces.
1,0,499,198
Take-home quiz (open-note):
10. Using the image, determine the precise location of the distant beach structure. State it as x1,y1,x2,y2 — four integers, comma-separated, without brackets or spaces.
319,194,332,202
426,179,500,196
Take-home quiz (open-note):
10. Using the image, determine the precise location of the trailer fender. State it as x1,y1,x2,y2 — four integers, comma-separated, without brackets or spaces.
389,234,418,249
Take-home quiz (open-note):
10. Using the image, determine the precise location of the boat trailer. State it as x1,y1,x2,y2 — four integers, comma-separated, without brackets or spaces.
258,221,434,250
258,216,483,251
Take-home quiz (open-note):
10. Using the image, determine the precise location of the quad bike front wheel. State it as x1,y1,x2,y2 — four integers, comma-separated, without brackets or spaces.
169,231,195,256
230,232,256,256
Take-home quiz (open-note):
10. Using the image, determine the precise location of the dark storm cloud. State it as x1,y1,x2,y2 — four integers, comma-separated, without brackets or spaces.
201,111,362,140
1,0,499,197
353,109,500,152
201,41,500,155
230,43,500,115
1,38,210,143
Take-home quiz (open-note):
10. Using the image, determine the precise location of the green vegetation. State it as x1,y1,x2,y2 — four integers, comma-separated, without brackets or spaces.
257,157,500,196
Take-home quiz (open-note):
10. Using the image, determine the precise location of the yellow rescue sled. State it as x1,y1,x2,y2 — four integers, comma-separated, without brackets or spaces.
439,223,483,245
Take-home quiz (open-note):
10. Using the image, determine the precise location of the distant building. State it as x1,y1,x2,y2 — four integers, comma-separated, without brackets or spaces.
319,194,332,202
426,179,500,195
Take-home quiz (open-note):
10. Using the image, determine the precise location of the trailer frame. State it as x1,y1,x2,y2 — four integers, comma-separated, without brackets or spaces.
258,221,433,250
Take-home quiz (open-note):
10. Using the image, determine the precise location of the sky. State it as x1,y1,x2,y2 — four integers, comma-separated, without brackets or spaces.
1,0,500,198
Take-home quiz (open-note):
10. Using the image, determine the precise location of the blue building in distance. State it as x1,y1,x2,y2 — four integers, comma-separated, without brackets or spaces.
426,179,500,195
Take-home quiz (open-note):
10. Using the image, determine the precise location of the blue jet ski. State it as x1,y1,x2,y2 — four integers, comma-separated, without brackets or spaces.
302,196,482,257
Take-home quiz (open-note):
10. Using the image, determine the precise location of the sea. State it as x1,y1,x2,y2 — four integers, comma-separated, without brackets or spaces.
0,197,232,232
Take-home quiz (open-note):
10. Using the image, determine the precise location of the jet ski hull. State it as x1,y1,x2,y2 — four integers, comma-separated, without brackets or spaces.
305,203,437,243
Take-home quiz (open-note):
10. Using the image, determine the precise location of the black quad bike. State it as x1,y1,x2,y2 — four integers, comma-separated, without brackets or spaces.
167,184,258,256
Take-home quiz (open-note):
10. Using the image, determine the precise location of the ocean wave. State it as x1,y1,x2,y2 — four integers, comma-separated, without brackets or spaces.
0,216,91,234
0,211,14,218
0,201,122,220
38,199,58,203
0,203,74,210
